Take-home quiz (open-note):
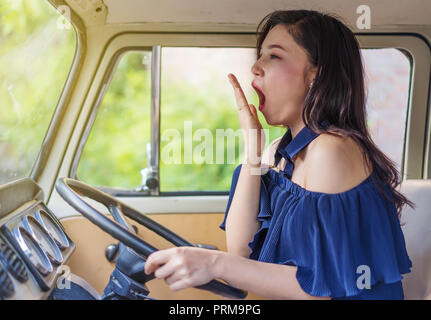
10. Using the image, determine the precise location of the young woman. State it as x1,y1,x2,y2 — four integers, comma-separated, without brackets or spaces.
144,10,413,300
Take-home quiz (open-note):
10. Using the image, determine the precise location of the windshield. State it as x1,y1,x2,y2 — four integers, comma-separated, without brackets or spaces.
0,0,76,184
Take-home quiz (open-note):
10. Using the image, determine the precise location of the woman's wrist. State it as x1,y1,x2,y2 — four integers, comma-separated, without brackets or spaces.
242,162,262,168
241,162,273,176
210,250,228,279
242,163,263,176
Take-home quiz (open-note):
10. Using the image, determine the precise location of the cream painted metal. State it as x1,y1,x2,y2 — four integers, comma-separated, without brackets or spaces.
66,0,431,27
399,179,431,300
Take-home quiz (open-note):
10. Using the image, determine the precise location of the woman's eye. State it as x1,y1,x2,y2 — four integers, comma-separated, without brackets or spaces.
256,53,280,60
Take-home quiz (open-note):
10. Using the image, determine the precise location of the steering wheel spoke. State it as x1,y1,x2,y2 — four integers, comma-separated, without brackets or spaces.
107,204,135,234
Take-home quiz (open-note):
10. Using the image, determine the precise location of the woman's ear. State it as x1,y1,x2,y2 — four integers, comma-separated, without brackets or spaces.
306,65,318,87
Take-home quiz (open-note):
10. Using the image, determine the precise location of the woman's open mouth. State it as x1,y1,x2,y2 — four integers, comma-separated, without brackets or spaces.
252,82,266,111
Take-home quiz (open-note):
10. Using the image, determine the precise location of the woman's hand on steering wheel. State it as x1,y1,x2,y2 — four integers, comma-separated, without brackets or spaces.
145,247,224,292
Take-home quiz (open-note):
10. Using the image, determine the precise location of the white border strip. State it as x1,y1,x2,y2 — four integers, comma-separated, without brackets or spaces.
49,191,229,219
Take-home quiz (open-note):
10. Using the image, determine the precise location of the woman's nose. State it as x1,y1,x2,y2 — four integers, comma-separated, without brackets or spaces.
251,60,264,77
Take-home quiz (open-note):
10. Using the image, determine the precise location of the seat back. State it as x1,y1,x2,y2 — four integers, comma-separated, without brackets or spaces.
399,179,431,300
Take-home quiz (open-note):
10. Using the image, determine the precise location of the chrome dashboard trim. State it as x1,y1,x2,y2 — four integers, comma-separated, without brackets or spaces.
13,227,53,276
35,209,70,250
21,215,63,266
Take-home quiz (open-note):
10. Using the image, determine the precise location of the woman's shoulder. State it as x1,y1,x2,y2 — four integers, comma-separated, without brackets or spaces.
303,132,373,194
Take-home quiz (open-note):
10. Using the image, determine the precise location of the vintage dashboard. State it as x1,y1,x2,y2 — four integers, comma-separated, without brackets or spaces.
0,178,75,300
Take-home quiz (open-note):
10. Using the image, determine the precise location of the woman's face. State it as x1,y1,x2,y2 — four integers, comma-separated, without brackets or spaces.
251,24,316,126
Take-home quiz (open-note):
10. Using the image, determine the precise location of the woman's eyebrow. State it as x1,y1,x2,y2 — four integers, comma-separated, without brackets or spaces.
267,44,287,51
259,44,287,55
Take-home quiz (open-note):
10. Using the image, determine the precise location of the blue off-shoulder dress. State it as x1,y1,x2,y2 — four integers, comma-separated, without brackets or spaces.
220,124,412,300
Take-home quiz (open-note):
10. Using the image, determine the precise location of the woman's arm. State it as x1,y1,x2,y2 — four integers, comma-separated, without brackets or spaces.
214,251,330,300
144,247,330,300
225,164,261,257
226,137,282,257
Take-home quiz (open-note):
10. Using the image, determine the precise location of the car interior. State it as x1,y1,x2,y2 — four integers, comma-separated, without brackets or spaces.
0,0,430,300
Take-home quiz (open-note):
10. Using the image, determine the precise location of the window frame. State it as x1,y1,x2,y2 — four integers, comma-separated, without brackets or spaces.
69,32,430,206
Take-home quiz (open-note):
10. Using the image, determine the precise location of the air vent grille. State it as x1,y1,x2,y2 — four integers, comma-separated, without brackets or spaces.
0,264,14,299
0,242,28,283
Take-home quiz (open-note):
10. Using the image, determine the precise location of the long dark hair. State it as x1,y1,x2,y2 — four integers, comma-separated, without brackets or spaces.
256,10,414,219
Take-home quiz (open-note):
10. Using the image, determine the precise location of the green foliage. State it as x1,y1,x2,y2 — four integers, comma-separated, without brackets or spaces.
77,52,151,189
0,0,75,184
78,51,285,191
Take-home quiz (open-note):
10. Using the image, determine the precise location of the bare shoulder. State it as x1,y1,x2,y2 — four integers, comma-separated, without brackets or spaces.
303,132,372,194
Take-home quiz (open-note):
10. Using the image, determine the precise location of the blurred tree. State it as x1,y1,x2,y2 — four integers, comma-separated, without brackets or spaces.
0,0,75,183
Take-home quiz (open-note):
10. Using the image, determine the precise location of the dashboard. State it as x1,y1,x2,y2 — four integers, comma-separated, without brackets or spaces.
0,178,75,300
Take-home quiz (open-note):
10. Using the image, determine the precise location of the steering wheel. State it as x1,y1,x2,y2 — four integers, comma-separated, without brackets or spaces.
55,177,247,299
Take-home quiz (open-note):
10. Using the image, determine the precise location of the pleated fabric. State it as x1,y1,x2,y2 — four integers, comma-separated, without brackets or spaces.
220,124,412,300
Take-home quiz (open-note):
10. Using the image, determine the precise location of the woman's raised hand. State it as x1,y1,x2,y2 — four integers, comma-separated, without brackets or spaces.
228,73,265,167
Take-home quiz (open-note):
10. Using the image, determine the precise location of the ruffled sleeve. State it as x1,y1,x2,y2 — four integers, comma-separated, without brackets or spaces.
219,164,272,234
220,165,412,299
274,182,412,298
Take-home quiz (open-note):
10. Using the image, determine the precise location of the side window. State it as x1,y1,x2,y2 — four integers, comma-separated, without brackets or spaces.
0,1,76,184
77,51,152,189
77,47,284,192
159,47,284,192
77,46,411,193
361,48,411,172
